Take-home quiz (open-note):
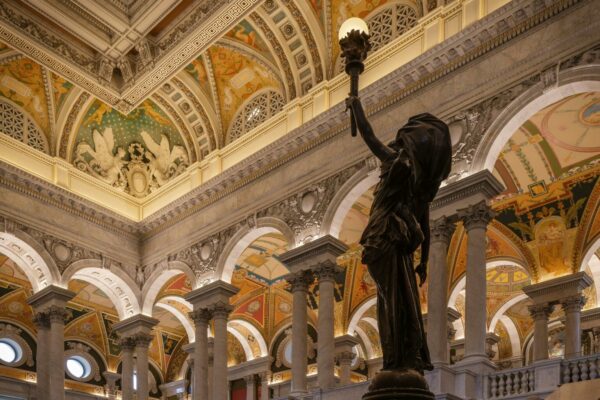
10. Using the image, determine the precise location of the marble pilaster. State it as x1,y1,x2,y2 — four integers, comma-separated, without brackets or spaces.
103,371,120,400
118,337,135,400
134,333,153,400
259,371,270,400
334,335,359,386
245,374,256,400
32,311,50,400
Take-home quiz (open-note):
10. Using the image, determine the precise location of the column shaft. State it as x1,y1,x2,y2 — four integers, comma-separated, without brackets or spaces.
528,304,553,361
316,266,337,389
135,335,153,400
212,304,232,400
259,372,270,400
245,375,256,400
562,296,586,359
120,339,135,400
427,217,455,365
190,309,211,400
33,312,50,399
48,307,68,400
337,353,353,385
288,271,312,395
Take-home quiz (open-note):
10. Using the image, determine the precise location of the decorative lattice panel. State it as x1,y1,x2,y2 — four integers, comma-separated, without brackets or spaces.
227,90,285,144
0,100,48,153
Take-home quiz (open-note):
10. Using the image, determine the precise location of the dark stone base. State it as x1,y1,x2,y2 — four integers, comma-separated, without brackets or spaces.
362,369,435,400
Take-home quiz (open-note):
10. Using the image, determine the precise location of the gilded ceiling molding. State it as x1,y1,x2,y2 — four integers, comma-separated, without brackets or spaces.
280,0,324,85
58,92,91,160
250,11,297,100
171,76,218,153
570,167,600,272
41,68,56,153
202,51,225,145
489,220,539,282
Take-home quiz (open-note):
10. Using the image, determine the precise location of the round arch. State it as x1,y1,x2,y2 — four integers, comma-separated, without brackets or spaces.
321,166,379,239
229,319,268,358
347,296,377,335
141,261,196,316
498,315,522,360
154,301,195,341
472,66,600,173
216,217,295,283
0,230,60,292
228,325,254,362
580,237,600,307
62,260,140,320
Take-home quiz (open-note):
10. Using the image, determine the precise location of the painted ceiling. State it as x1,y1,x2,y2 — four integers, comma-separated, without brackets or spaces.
0,0,426,197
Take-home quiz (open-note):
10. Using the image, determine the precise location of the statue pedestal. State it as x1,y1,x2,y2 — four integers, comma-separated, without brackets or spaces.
362,369,435,400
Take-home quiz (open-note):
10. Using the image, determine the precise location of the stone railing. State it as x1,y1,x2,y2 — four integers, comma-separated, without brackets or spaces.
561,353,600,383
486,365,536,399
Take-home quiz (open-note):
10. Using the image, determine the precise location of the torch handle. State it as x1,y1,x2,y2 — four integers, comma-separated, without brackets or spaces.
350,70,359,137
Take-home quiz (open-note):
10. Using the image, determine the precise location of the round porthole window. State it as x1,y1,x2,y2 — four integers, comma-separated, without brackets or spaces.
66,356,91,380
0,339,22,364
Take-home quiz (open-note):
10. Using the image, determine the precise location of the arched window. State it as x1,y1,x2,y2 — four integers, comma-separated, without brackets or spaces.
0,99,48,153
227,90,285,144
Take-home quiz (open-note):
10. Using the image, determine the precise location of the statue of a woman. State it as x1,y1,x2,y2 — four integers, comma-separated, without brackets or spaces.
346,96,452,374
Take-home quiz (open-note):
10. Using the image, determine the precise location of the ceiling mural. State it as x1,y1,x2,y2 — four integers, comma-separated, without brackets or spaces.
234,232,290,285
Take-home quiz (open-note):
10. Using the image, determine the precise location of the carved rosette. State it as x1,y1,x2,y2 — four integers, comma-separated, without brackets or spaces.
527,303,555,320
285,270,314,293
561,295,587,313
430,216,456,245
457,200,495,231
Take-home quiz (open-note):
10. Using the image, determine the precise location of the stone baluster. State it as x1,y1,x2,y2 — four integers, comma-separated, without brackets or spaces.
32,311,50,399
562,295,586,359
189,308,212,400
427,216,456,366
119,337,135,399
135,333,153,400
314,262,340,390
27,286,75,400
528,303,554,361
457,200,495,364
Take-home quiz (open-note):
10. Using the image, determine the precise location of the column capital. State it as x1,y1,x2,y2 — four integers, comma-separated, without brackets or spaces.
244,374,255,384
335,350,355,364
189,307,212,324
528,303,555,320
313,261,341,282
430,215,457,244
561,295,586,313
33,311,50,329
47,305,71,323
132,332,154,348
117,336,136,350
210,301,234,319
184,280,239,309
285,270,314,292
258,371,271,382
457,200,495,230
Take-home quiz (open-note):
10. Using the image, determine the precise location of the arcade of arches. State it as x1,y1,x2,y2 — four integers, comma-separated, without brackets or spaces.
0,0,599,399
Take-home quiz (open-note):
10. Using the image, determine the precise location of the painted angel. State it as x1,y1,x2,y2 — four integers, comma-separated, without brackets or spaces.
141,131,189,185
76,128,125,186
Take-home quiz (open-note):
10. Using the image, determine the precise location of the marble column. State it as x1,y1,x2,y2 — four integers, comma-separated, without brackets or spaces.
286,270,313,395
27,286,75,400
135,333,153,400
103,371,120,400
427,216,456,366
562,295,586,359
528,303,554,361
182,343,195,396
212,302,233,400
334,335,358,386
314,262,340,390
189,308,211,400
245,375,256,400
32,311,50,400
259,371,270,400
119,338,135,399
208,337,214,400
457,200,495,363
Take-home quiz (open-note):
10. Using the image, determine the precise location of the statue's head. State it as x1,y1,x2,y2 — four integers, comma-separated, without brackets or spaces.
389,113,452,202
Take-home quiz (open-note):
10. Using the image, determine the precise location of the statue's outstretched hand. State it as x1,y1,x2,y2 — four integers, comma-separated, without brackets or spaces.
345,95,359,113
415,263,427,287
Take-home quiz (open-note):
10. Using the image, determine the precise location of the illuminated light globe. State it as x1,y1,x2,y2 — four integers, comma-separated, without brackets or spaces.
338,17,369,40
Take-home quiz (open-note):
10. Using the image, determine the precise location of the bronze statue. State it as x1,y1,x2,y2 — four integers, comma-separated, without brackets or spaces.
346,95,452,397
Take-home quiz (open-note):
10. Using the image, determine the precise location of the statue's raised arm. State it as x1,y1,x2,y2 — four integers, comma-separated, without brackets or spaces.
346,96,395,161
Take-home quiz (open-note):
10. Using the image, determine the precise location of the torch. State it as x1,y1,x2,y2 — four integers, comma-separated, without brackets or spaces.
339,18,371,137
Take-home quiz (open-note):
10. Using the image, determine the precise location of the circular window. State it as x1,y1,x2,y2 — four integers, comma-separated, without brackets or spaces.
66,356,91,380
0,339,22,364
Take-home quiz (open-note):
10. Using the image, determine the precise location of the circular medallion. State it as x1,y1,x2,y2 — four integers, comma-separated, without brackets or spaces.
301,191,317,213
200,243,212,260
278,301,291,313
53,244,71,262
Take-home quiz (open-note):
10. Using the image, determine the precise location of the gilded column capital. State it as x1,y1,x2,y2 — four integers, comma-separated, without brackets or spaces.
561,295,586,313
457,200,495,231
210,301,234,319
285,270,314,292
430,216,457,245
189,308,212,325
527,303,555,320
313,261,340,283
